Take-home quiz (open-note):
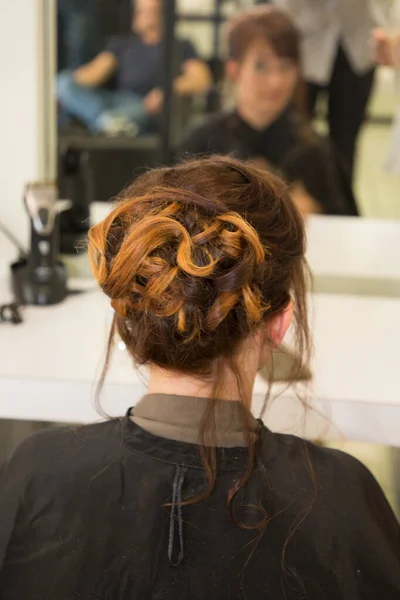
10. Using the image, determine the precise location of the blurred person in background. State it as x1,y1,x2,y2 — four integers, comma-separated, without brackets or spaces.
57,0,212,136
259,0,392,183
0,156,399,598
373,2,400,175
180,6,358,217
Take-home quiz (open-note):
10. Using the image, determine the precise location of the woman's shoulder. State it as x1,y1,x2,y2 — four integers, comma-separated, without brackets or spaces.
178,111,236,157
263,430,397,520
286,126,331,155
267,430,377,484
263,431,400,579
1,419,124,487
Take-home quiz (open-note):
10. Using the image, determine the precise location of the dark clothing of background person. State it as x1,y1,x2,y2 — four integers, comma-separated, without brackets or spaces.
179,110,359,216
0,394,399,599
105,34,198,97
307,45,375,183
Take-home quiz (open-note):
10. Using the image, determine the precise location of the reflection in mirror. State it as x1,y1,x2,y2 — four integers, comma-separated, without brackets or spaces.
55,1,400,243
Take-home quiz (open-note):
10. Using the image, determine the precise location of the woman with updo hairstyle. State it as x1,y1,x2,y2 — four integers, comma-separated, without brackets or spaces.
0,157,399,599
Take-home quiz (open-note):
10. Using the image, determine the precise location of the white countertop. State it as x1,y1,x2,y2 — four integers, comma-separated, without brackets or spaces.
306,215,400,280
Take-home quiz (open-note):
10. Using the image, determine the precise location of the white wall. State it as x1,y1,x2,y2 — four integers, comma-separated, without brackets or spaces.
0,1,43,276
176,0,244,57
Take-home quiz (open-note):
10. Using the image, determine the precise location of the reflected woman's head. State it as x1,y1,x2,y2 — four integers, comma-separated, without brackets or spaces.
226,6,301,125
88,156,309,406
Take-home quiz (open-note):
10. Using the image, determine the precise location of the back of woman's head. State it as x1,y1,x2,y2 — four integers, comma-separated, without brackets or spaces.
88,156,309,388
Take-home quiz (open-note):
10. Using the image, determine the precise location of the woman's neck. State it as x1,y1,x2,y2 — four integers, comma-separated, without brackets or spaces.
236,103,281,131
147,333,263,402
147,367,247,402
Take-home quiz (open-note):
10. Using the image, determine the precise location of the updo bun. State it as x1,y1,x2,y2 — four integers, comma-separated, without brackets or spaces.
88,156,308,375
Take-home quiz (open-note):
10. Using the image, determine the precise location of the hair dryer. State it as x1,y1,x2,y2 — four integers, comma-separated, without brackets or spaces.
11,182,72,305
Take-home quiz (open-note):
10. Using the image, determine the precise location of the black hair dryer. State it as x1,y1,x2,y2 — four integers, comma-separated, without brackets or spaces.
11,183,72,306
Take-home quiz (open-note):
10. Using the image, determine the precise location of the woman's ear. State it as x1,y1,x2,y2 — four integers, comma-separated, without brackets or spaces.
269,301,293,347
225,59,240,82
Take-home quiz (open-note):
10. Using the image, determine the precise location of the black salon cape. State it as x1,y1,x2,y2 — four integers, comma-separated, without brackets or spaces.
0,417,399,599
179,111,359,216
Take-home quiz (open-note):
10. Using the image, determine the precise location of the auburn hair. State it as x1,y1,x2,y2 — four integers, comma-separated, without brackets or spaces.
227,5,300,64
88,156,311,525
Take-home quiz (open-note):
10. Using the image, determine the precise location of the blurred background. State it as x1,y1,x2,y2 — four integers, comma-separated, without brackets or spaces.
0,0,399,517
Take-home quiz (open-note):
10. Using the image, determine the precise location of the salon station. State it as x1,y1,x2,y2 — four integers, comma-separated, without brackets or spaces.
1,0,400,515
